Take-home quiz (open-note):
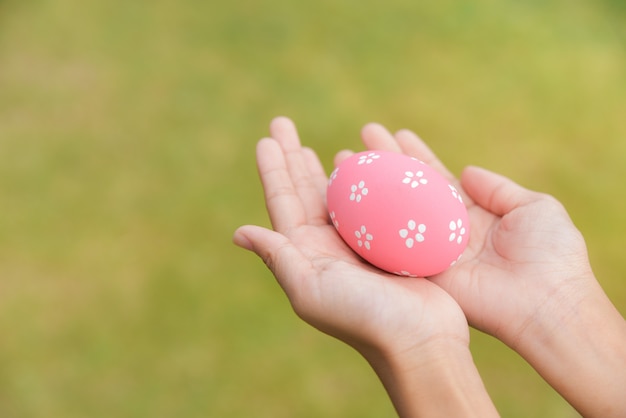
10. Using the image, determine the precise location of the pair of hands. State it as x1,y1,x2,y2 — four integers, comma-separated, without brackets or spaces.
234,117,622,416
234,116,591,353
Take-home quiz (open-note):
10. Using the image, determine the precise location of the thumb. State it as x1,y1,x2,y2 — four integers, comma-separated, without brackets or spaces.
461,166,542,216
232,225,307,295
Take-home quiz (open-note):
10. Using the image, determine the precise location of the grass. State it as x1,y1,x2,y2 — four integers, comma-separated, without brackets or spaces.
0,0,625,416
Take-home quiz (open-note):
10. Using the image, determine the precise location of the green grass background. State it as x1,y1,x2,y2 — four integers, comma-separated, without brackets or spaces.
1,0,625,416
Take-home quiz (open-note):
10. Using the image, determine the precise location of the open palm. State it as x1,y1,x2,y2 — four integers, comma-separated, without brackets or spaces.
356,123,595,350
234,117,469,355
236,117,626,417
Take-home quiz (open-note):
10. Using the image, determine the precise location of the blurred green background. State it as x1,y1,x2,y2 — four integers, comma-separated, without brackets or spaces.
1,0,625,416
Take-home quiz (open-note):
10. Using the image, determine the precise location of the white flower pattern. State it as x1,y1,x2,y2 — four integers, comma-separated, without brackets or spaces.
329,167,339,186
330,211,339,228
399,220,426,248
355,225,373,250
448,219,466,244
395,270,418,278
357,152,381,165
448,184,463,203
402,171,428,188
450,253,463,267
349,180,368,202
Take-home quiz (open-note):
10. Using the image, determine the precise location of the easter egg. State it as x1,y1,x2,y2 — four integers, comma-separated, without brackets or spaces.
326,150,469,277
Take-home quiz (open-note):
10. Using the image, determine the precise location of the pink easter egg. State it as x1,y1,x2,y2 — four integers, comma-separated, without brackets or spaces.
327,150,469,277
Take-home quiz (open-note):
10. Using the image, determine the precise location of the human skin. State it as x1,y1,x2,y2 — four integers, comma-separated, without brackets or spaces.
357,122,626,417
235,116,626,417
233,117,498,417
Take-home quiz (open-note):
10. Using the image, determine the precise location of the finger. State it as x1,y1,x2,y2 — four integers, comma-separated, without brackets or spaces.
269,117,328,226
333,149,354,167
233,225,307,297
270,116,303,150
394,129,455,182
256,138,306,232
361,123,402,152
461,165,541,216
302,146,329,205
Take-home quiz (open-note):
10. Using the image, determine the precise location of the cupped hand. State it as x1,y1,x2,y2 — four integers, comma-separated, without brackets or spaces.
355,123,596,350
233,117,469,357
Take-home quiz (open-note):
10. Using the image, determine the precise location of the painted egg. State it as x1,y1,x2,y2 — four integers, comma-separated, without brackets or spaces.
327,150,469,277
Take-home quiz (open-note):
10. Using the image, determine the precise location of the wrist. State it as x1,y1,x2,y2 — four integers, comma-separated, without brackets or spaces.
362,336,498,417
513,277,626,417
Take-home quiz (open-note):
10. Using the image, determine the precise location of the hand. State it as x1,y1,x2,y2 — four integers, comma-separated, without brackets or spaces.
359,123,626,417
233,117,468,354
339,123,593,345
233,117,498,417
